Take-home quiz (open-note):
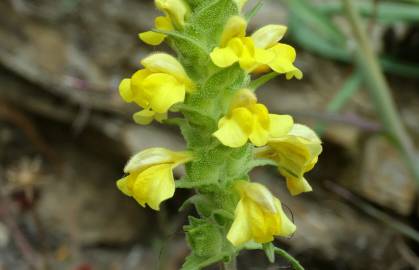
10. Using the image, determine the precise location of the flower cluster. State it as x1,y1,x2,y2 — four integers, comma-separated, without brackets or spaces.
117,0,321,268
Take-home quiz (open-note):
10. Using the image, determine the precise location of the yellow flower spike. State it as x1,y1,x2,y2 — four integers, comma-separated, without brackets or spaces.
155,0,190,29
139,16,174,46
220,16,247,47
118,53,194,124
213,89,294,148
260,124,322,196
227,181,296,246
116,148,193,210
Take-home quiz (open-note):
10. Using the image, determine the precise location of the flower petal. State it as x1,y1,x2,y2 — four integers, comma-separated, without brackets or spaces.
220,16,247,47
132,164,175,210
210,47,239,68
273,198,296,236
139,31,166,46
288,124,321,143
124,148,174,173
141,73,186,113
227,199,252,246
213,116,248,148
269,114,294,138
133,109,155,125
254,48,275,65
155,0,189,28
286,177,313,196
155,16,174,31
119,78,133,102
229,89,257,111
267,44,302,79
251,25,287,49
141,53,191,86
124,147,192,173
249,104,270,146
116,174,136,196
238,182,276,213
238,38,257,72
131,69,153,108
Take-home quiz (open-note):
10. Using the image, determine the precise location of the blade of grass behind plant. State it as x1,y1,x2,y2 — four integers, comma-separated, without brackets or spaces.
342,0,419,185
326,181,419,243
288,16,419,78
281,0,345,45
318,1,419,23
245,0,263,21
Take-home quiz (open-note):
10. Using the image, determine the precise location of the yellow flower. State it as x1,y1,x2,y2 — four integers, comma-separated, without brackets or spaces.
213,89,294,148
116,148,193,210
139,0,189,46
119,53,194,125
258,124,322,196
155,0,190,28
227,181,296,246
210,17,302,79
139,16,174,46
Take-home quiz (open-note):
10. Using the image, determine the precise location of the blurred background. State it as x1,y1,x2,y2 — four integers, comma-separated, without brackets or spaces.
0,0,418,269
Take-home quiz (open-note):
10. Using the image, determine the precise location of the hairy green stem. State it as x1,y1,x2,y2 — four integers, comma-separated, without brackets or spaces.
342,0,419,185
274,247,304,270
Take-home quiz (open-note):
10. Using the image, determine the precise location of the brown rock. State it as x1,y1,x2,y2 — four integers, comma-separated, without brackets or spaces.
356,135,416,215
36,141,148,245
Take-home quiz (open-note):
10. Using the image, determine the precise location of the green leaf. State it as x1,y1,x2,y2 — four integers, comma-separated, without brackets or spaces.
158,29,211,80
211,209,234,226
187,64,247,120
184,217,223,257
179,194,216,218
187,0,239,48
184,146,227,185
181,253,228,270
223,144,254,180
187,0,208,10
